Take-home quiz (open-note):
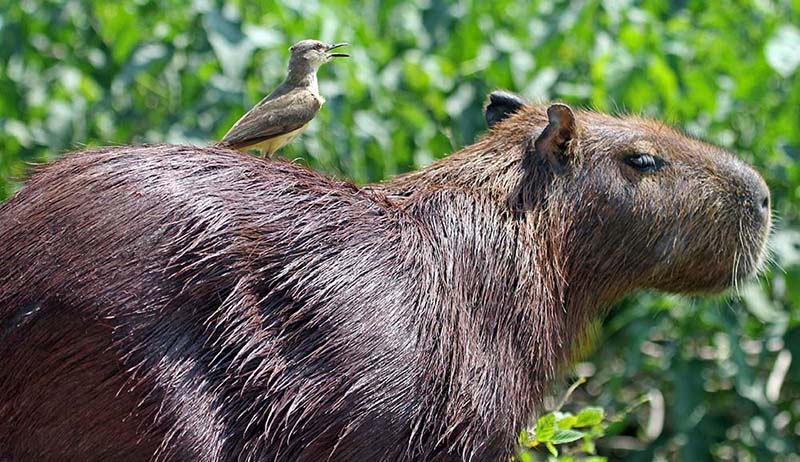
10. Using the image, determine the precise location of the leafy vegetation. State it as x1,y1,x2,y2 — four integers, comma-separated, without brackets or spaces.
519,378,611,462
1,0,798,460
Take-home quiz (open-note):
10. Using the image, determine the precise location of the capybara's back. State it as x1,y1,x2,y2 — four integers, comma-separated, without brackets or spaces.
0,145,422,461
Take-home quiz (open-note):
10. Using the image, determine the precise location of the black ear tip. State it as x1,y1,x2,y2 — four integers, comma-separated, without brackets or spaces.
485,91,526,128
488,91,525,108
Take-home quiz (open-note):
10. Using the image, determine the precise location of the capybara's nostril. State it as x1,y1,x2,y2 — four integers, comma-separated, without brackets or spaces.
754,178,771,223
738,163,770,224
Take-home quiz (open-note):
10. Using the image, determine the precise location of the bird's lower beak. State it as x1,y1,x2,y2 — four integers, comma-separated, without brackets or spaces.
326,42,349,58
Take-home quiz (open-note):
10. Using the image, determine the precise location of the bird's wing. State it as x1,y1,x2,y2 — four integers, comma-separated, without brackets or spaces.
219,89,322,149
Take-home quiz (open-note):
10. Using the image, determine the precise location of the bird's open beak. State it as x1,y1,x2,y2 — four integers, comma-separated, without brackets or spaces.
326,42,349,58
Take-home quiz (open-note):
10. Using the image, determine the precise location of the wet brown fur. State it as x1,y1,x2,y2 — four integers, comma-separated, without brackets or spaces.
0,102,770,461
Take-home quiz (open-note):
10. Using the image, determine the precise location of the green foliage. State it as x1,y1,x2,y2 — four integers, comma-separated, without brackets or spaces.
1,1,799,460
519,380,610,461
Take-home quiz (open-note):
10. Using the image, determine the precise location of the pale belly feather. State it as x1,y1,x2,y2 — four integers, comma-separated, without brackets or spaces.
249,122,310,156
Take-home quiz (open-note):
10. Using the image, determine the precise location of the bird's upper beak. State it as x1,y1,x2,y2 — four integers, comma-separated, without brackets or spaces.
326,42,349,58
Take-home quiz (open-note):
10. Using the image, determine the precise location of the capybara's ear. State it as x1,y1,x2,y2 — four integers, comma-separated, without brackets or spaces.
485,91,526,128
534,103,577,171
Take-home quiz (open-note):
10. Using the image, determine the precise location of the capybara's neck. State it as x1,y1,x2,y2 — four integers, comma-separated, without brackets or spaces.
394,178,614,450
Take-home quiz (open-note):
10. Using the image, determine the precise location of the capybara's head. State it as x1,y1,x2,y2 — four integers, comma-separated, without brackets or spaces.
487,96,771,296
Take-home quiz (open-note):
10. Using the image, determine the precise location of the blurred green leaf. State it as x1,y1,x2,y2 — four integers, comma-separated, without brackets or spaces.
557,415,578,430
203,7,254,79
574,408,604,428
534,413,556,443
765,24,800,77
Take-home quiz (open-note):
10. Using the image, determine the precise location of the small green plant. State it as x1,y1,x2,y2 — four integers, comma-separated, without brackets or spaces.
516,378,647,462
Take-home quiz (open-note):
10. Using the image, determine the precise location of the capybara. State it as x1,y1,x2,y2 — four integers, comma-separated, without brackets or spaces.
0,98,771,461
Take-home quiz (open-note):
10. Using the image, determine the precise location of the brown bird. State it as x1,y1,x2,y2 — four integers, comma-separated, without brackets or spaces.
218,40,349,156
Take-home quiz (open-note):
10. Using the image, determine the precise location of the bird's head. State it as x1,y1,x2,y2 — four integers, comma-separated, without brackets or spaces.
289,40,349,71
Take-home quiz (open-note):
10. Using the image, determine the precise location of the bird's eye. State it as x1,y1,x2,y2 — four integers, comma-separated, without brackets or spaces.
624,153,664,172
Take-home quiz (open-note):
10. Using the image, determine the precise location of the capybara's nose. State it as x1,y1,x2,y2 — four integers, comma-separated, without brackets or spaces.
746,168,771,225
758,186,770,216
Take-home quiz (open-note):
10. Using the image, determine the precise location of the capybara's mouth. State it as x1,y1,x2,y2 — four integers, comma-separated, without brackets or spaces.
713,220,771,292
731,230,771,284
650,214,771,294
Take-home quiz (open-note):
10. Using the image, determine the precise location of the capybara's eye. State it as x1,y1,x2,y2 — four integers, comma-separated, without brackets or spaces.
624,154,664,172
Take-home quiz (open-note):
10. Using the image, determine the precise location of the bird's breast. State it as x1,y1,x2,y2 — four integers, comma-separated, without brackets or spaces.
251,122,311,155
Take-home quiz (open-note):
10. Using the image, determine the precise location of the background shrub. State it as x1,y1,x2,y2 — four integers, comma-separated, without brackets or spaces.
1,1,798,460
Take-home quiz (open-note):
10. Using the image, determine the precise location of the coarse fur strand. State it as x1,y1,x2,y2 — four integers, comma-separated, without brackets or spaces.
0,102,770,461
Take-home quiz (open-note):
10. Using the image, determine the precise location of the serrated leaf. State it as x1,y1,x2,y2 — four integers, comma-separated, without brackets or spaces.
533,413,556,442
574,407,604,427
551,429,585,444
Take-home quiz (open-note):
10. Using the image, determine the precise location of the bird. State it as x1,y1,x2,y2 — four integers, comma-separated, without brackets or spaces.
217,40,349,156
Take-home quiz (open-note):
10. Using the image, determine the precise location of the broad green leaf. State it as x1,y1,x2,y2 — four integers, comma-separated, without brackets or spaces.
551,429,585,444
